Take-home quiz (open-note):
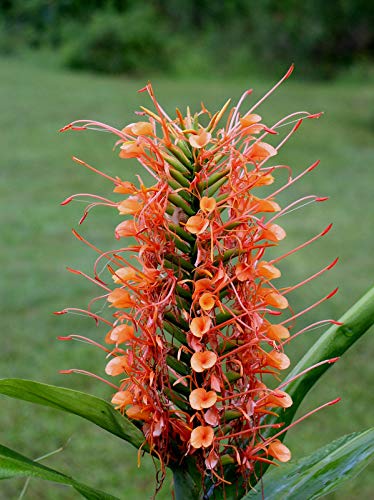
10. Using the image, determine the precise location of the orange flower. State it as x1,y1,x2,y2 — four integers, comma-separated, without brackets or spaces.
123,121,153,136
266,351,290,370
126,405,152,421
115,219,138,237
235,263,253,282
205,449,219,469
199,292,216,311
113,181,137,194
189,129,211,149
193,278,213,298
105,356,131,376
111,390,133,410
250,196,280,213
117,197,143,215
262,290,289,309
240,113,262,131
189,388,217,410
107,288,135,308
262,390,293,408
190,425,214,448
249,141,277,162
185,215,209,234
267,440,291,462
200,196,217,213
257,261,281,280
119,141,143,158
105,324,135,344
249,171,274,187
190,316,212,337
191,351,217,372
262,223,286,242
266,323,290,341
112,267,138,284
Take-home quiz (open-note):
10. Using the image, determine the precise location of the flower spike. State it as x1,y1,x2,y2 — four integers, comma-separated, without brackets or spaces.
59,71,337,495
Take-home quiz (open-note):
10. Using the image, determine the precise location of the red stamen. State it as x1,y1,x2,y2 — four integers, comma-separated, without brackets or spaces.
270,223,333,265
59,369,119,389
252,397,341,453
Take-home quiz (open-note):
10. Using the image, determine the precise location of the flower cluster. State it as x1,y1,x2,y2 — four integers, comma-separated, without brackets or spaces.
58,67,339,492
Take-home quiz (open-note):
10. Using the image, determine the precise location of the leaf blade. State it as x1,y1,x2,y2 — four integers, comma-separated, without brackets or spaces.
274,286,374,432
242,428,374,500
0,379,144,449
0,443,119,500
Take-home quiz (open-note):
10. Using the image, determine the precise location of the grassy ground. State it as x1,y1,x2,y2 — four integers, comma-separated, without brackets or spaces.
0,57,373,499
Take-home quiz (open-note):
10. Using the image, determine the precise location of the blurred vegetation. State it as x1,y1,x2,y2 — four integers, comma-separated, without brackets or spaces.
0,0,373,78
0,56,373,498
0,2,373,498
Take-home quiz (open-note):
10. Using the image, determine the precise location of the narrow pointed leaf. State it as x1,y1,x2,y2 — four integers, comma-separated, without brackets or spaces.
242,428,374,499
0,443,119,500
231,287,374,493
0,379,144,449
276,286,374,430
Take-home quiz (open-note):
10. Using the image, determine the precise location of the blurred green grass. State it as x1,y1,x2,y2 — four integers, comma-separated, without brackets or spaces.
0,57,373,499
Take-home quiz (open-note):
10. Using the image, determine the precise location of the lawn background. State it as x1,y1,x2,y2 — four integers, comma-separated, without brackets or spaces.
0,57,373,499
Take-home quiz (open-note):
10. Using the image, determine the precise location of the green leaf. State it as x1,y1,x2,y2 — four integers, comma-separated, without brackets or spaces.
0,379,145,449
0,443,119,500
242,428,374,500
275,286,374,431
228,287,374,494
172,460,204,500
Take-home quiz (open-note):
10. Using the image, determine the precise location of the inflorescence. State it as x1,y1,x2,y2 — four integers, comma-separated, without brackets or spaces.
57,66,340,493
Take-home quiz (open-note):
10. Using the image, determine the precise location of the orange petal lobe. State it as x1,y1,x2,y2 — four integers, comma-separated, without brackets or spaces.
119,141,143,158
191,351,217,372
267,351,290,370
199,292,216,311
189,388,217,410
115,220,138,237
257,261,281,279
264,291,289,309
250,142,277,162
190,425,214,448
117,197,143,215
105,356,130,376
267,324,290,341
105,324,134,344
268,440,291,462
262,390,293,408
200,196,217,213
112,267,138,284
126,405,152,421
107,288,135,308
190,316,212,337
111,390,133,409
262,223,286,242
113,181,137,194
123,121,153,136
185,215,209,234
240,113,262,127
189,130,211,149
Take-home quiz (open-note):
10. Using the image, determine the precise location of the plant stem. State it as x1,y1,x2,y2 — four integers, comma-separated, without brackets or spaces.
173,464,203,500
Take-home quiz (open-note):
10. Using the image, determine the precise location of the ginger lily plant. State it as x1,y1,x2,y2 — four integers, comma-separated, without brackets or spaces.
0,68,373,500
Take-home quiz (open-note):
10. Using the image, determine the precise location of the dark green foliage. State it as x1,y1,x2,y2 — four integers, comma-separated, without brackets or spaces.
61,6,170,74
1,0,373,77
0,442,119,499
0,379,145,448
